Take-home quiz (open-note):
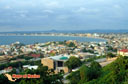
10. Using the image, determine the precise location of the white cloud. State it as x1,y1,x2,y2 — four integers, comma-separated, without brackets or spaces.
47,1,58,6
114,5,121,9
16,10,28,14
4,5,11,9
0,0,128,31
75,7,86,13
44,1,60,9
20,14,26,18
36,15,48,18
73,7,100,14
43,10,54,13
57,15,70,20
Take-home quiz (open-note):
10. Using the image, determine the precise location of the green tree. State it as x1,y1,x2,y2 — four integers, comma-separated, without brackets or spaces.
106,52,116,58
82,48,87,52
65,56,82,72
18,65,64,84
89,61,102,79
79,65,90,83
68,42,75,47
66,70,80,84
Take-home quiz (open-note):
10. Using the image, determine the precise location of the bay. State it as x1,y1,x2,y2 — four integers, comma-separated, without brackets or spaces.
0,36,106,45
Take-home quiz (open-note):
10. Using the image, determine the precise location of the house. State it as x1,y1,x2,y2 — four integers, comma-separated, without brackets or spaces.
23,65,38,70
31,54,40,58
117,49,128,56
77,52,95,59
41,55,69,73
0,66,13,74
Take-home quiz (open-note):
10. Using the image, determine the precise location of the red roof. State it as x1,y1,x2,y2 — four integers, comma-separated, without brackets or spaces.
8,66,12,69
4,66,12,70
31,54,40,58
119,49,128,52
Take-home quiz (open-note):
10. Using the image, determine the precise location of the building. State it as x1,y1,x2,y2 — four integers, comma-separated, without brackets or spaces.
118,49,128,56
41,55,69,73
23,65,38,70
77,52,95,59
31,54,40,58
0,66,13,75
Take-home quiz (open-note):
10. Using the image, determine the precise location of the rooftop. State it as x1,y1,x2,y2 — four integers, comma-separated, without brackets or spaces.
48,55,69,61
119,49,128,52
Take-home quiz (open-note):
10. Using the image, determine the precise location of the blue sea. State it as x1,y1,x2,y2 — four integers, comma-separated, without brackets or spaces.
0,36,106,45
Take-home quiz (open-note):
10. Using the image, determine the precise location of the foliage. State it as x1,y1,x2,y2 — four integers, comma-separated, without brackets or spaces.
0,52,5,56
0,75,13,84
84,55,106,63
17,65,64,84
0,64,64,84
106,52,116,58
82,48,94,53
66,70,80,84
50,53,55,56
67,42,76,47
10,55,33,61
0,60,41,70
67,61,102,84
82,48,88,52
85,56,128,84
65,56,82,72
58,41,65,45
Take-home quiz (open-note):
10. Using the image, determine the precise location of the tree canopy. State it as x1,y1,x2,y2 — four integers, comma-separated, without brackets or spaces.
67,56,128,84
65,56,82,72
0,64,64,84
67,61,102,84
106,52,116,58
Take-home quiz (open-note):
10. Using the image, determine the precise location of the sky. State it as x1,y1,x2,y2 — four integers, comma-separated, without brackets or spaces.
0,0,128,32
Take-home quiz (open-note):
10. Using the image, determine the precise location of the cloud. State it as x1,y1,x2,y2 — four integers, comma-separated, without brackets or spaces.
20,14,26,18
16,10,29,14
113,4,122,9
57,15,70,20
44,1,60,9
4,5,11,9
35,15,48,18
43,10,54,13
73,7,100,14
0,0,128,31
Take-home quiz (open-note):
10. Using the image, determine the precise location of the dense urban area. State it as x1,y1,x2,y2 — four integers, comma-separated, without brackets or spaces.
0,33,128,84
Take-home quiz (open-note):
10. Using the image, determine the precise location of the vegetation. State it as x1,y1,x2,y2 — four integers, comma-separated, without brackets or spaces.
67,42,76,47
65,56,82,72
58,41,66,45
82,48,94,53
67,56,128,84
67,61,102,84
18,65,63,84
106,52,116,58
0,60,41,70
49,53,55,56
0,65,64,84
10,55,33,61
84,55,106,63
107,46,117,52
0,52,5,56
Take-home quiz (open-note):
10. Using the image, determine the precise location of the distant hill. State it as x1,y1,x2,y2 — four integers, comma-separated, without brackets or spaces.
0,29,128,34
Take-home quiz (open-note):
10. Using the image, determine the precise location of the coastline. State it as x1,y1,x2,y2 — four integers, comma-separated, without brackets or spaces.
0,34,107,41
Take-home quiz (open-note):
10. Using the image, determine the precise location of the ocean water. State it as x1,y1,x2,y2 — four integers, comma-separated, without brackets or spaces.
0,36,106,45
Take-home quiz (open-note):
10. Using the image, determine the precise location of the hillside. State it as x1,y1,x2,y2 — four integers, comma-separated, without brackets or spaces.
67,56,128,84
